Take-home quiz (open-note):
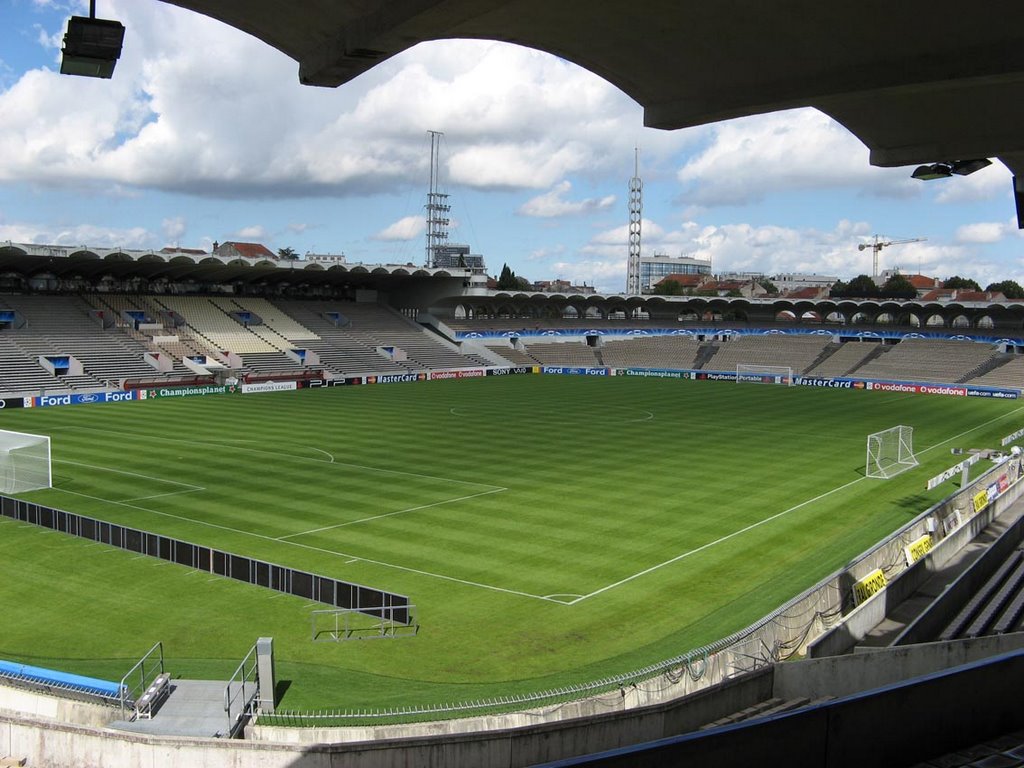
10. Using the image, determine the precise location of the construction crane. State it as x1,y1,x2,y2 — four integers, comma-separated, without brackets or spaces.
858,235,927,278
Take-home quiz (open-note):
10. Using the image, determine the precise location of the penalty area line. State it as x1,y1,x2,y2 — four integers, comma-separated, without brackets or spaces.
570,403,1024,605
277,487,508,539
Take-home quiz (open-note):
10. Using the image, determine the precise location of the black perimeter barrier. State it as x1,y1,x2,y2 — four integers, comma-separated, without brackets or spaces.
0,495,411,624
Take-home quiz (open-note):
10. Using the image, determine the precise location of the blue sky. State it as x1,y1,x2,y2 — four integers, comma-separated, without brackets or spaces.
1,0,1022,292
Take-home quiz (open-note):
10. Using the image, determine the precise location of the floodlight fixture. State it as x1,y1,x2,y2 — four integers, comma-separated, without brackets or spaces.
60,1,124,79
950,158,992,176
911,163,953,180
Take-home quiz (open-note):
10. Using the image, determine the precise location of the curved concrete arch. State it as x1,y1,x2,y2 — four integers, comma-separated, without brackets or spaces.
137,253,166,263
303,263,325,271
158,1,1024,180
68,250,101,260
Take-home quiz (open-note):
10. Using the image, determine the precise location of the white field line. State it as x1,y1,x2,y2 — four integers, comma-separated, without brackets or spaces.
54,459,204,491
57,426,503,492
570,404,1024,604
119,489,206,503
48,488,560,604
278,487,507,539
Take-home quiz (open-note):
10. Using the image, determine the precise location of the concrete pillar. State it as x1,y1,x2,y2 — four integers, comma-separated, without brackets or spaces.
256,637,275,713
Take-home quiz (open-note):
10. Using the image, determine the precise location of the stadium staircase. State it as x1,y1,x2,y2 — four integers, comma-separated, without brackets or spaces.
692,342,720,370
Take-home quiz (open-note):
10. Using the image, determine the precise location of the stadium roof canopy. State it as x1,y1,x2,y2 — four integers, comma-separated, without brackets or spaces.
158,0,1024,180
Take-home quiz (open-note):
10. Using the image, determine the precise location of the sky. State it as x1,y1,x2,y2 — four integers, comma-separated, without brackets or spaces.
1,0,1022,294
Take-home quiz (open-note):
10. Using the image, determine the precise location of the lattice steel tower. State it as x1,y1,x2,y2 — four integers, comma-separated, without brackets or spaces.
425,130,451,268
626,147,642,294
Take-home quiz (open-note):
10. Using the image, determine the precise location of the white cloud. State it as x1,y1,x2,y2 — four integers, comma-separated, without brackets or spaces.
935,162,1012,204
374,215,425,241
161,216,186,242
0,221,153,248
0,4,694,199
518,181,616,218
677,109,913,206
955,222,1008,245
235,225,267,239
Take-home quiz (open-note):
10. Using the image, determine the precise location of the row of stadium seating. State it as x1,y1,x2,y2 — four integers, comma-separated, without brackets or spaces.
0,295,496,395
483,333,1023,387
1,294,1022,395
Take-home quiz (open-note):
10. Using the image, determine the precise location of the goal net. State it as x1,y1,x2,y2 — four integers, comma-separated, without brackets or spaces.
0,429,52,495
736,363,793,386
866,425,917,479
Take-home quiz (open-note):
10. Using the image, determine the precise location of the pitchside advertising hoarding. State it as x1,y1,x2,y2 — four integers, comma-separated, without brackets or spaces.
145,384,236,398
429,369,486,381
541,366,609,376
0,398,26,409
27,390,142,407
486,366,535,376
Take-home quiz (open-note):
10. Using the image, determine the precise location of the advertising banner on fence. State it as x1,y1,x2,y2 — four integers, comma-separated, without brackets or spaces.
616,368,689,379
146,384,236,399
0,398,25,409
865,381,967,397
486,366,534,376
31,391,140,407
429,369,486,381
696,371,738,382
795,376,866,390
240,381,298,394
365,373,427,385
965,387,1019,399
301,377,363,388
541,366,609,376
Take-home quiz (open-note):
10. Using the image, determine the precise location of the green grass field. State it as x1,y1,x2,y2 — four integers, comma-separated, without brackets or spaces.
0,375,1021,712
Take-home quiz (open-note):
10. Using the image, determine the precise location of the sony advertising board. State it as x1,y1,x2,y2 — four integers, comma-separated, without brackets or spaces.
0,398,25,409
486,367,533,376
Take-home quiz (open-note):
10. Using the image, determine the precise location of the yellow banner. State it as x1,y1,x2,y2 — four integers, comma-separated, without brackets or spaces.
904,534,933,565
973,489,990,514
853,568,887,605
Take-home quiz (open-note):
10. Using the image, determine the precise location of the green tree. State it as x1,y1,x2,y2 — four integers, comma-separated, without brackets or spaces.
496,263,520,290
653,279,684,295
845,274,881,298
758,279,779,295
829,280,849,298
277,246,298,260
986,280,1024,299
881,273,916,299
943,275,981,291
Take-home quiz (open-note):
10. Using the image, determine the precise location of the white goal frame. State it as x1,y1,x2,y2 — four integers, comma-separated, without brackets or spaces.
736,363,794,386
866,425,918,479
0,429,52,495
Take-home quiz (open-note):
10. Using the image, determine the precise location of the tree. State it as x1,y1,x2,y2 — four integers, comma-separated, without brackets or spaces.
277,246,298,260
881,274,916,299
986,280,1024,299
829,280,849,298
943,275,981,291
496,263,521,291
845,274,881,298
758,279,779,295
653,279,684,296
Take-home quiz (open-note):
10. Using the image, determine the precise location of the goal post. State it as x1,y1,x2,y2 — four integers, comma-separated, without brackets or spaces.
736,363,794,386
0,429,52,495
866,425,917,479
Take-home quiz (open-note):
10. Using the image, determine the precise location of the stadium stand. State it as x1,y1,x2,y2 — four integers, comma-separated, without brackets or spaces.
852,337,1000,384
804,340,884,378
0,295,191,391
521,341,600,366
277,300,489,372
701,334,832,374
965,355,1024,390
483,343,537,366
599,336,703,370
151,296,280,355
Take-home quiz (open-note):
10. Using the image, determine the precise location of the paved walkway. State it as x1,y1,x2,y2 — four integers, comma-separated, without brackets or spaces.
109,679,244,738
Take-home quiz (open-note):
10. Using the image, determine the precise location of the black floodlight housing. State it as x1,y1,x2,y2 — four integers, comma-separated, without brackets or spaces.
950,158,993,176
60,6,124,79
911,162,953,180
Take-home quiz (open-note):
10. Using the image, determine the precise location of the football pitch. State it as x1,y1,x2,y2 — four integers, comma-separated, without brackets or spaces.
0,375,1021,711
